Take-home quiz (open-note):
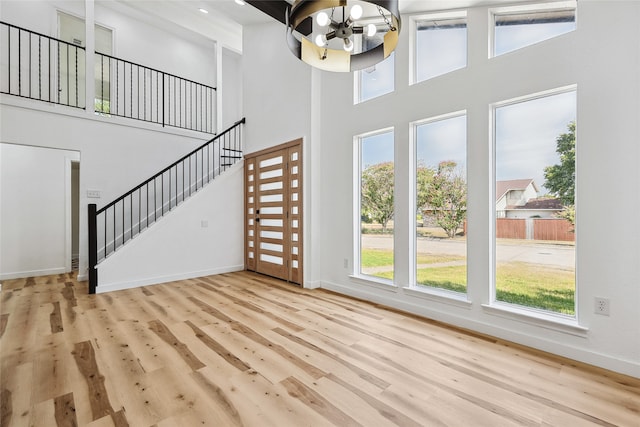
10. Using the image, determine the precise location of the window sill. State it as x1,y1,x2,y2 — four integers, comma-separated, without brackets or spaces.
482,303,588,337
349,274,398,292
403,286,472,309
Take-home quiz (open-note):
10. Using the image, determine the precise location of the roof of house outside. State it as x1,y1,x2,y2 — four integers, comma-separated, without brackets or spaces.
513,197,564,210
496,179,537,201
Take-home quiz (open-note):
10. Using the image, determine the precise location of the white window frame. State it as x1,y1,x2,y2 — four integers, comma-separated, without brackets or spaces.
353,127,396,287
409,11,468,86
354,53,395,105
409,111,470,303
490,85,579,325
489,1,577,58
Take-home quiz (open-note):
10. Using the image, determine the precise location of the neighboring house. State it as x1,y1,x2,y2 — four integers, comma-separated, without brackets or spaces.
422,178,561,226
496,179,540,218
507,197,564,219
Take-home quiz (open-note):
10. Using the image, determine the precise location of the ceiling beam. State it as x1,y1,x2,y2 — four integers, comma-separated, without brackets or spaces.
246,0,312,35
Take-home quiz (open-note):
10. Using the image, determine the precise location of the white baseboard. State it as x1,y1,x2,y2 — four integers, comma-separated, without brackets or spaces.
96,264,245,294
0,267,68,281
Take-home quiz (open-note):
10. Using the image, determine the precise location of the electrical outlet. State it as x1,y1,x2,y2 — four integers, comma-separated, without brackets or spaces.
343,258,348,268
201,220,208,228
594,297,610,316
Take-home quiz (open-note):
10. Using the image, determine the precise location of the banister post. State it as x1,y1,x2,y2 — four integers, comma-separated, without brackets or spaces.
162,73,165,128
88,203,98,294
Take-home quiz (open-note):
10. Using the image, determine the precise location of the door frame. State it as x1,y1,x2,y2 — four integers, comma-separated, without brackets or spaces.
244,138,303,284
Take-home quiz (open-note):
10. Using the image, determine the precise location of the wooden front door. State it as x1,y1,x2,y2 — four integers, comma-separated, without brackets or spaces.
245,140,302,284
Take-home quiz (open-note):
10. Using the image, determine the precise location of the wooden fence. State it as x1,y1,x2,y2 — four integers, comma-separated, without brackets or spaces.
496,218,574,242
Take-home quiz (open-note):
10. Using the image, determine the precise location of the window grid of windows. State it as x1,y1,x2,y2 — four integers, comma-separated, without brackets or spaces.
352,2,578,321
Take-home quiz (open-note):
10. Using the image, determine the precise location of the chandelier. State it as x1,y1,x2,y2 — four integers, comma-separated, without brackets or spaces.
286,0,401,72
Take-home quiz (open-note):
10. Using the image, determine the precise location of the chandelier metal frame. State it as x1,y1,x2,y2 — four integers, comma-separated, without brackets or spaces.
286,0,401,72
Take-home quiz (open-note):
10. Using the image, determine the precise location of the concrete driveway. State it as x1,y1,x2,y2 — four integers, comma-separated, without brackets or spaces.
362,234,575,269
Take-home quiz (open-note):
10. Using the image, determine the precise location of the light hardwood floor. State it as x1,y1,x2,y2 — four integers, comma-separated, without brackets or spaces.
1,271,638,426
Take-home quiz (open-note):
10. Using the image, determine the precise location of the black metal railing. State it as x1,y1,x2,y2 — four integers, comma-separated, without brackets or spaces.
94,52,217,133
1,21,86,108
87,118,245,293
1,22,217,133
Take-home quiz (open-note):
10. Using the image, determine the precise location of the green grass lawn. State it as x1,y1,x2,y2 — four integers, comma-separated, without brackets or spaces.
496,262,575,315
361,249,464,267
360,249,575,315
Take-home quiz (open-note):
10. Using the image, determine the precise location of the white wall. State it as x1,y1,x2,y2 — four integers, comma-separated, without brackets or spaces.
242,22,312,154
220,47,243,130
94,2,217,87
0,144,80,279
97,162,244,292
0,103,208,280
243,1,640,377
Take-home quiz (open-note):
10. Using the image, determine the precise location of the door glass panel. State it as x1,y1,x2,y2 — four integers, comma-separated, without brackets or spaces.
261,243,283,252
261,254,283,264
261,231,283,240
260,156,283,168
261,207,283,215
260,182,283,191
261,169,283,179
261,194,283,203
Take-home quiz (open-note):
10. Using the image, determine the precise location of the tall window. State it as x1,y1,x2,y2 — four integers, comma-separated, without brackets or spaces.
357,129,394,282
414,114,467,293
492,2,576,57
413,13,467,84
494,89,576,315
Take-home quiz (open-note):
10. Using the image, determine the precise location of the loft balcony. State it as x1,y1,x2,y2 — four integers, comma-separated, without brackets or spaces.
1,21,217,135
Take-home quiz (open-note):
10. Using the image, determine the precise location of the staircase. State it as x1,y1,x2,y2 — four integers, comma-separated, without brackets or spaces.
87,118,245,293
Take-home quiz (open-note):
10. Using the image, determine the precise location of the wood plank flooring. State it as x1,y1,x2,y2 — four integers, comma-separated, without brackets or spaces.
1,271,639,426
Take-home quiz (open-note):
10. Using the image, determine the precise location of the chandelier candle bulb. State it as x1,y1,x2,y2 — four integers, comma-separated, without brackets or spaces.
344,38,354,52
316,34,327,47
317,11,329,26
350,4,363,19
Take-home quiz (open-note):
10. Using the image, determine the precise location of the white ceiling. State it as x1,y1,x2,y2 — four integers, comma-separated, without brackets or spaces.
113,0,532,51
